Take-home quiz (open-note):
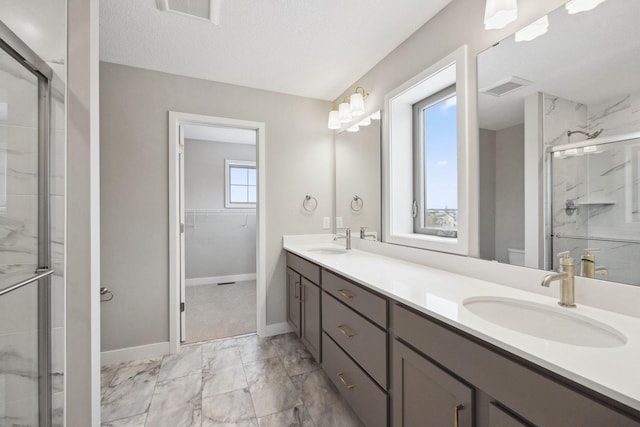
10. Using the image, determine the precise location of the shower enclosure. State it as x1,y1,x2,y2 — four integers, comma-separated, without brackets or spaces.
0,21,63,427
549,132,640,285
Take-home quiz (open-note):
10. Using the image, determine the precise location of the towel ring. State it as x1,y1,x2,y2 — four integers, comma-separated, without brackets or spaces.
100,287,114,302
351,195,364,212
303,195,318,212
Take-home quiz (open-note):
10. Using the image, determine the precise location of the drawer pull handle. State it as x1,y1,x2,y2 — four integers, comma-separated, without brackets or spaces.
294,282,299,300
337,372,356,390
337,289,354,300
300,284,305,303
337,324,356,338
454,404,464,427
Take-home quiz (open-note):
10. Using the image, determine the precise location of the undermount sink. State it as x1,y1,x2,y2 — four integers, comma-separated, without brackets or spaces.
463,296,626,348
307,247,347,255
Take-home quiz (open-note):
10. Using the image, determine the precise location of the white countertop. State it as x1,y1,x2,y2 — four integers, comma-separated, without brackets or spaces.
283,235,640,413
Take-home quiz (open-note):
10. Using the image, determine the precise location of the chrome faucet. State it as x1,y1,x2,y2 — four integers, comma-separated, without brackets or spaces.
541,251,576,307
334,228,352,250
359,226,377,241
580,248,608,278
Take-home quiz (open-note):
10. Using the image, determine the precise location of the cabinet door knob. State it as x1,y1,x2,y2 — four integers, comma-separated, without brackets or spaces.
337,289,354,300
454,404,464,427
337,324,356,338
337,372,356,390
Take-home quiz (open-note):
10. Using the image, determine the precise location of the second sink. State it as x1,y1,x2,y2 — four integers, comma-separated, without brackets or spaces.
463,296,626,348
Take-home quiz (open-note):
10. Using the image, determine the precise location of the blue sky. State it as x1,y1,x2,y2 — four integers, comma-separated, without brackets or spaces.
424,95,458,210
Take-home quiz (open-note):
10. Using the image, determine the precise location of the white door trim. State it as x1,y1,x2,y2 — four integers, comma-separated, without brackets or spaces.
168,111,267,354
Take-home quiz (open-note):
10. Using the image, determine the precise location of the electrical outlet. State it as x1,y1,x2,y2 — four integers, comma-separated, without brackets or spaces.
336,217,344,228
323,217,331,229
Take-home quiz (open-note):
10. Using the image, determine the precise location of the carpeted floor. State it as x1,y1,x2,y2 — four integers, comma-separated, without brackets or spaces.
184,280,257,344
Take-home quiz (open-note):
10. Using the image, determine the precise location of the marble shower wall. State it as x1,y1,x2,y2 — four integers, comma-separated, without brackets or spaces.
544,92,640,285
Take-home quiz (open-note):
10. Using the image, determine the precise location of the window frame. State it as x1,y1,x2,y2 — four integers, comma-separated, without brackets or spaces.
382,45,473,256
224,159,257,209
413,84,458,237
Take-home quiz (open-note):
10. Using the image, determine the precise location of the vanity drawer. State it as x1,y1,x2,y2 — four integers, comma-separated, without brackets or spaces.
393,304,640,427
286,252,320,284
322,292,387,389
322,332,387,427
322,269,387,327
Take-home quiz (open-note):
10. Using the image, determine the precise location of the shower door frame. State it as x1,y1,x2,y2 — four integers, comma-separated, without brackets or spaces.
0,20,55,427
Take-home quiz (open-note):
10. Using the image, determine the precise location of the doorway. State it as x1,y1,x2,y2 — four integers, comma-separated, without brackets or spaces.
168,112,266,352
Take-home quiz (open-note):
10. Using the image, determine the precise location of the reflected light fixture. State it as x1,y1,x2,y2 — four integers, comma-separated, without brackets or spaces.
484,0,518,30
359,117,372,127
515,15,549,42
565,0,607,14
347,124,360,133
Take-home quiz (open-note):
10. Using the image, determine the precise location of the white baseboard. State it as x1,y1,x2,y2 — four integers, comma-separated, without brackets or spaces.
264,322,294,337
186,273,257,287
101,341,170,366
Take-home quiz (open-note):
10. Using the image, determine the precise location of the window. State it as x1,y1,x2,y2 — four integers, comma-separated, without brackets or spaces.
413,85,458,238
383,45,470,255
225,160,256,208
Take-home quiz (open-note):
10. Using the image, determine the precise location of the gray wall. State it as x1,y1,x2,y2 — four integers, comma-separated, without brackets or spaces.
100,62,333,351
494,124,525,263
478,128,496,260
184,139,256,279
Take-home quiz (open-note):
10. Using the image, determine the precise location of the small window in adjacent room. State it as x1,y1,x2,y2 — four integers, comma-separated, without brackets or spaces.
413,85,458,238
225,160,256,208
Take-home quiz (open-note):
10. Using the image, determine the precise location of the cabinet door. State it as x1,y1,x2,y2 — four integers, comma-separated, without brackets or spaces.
393,340,473,427
301,278,321,361
287,268,301,334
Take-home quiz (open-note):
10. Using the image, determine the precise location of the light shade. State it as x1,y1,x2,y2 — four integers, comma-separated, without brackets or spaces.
346,124,360,133
338,102,352,123
350,92,365,117
565,0,607,14
371,110,381,120
327,110,341,130
484,0,518,30
359,117,371,127
515,15,549,42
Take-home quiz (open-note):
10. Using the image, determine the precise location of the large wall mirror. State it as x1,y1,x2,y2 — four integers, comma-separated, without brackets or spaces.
478,0,640,286
335,112,381,238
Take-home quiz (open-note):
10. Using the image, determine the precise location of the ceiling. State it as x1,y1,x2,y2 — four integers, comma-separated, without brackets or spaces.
99,0,452,101
478,0,640,131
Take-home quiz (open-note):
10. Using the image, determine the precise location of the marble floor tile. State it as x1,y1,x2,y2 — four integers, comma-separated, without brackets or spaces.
101,358,162,423
201,337,237,354
257,405,315,427
158,344,202,382
236,335,279,364
243,357,288,384
280,348,319,377
202,363,247,398
202,346,242,373
291,370,363,427
146,373,202,427
248,373,302,418
201,388,257,427
271,332,307,356
101,413,147,427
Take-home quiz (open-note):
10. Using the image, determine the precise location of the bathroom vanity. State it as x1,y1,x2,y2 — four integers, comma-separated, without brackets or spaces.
283,237,640,427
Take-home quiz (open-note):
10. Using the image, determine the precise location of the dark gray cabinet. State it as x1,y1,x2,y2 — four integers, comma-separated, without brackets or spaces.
300,277,321,361
286,267,301,332
286,253,321,362
392,340,473,427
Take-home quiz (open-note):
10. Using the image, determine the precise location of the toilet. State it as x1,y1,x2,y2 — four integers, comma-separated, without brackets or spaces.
507,248,525,266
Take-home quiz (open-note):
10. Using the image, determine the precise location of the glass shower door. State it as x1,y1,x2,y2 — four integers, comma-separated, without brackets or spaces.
0,24,55,427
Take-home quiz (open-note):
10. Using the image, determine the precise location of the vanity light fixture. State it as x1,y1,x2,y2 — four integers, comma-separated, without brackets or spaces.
371,110,381,120
328,106,341,130
338,98,353,123
327,87,370,129
484,0,518,30
565,0,607,14
515,15,549,42
346,124,360,133
359,116,372,127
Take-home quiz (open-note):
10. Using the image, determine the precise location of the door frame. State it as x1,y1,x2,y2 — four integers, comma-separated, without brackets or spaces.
168,111,266,353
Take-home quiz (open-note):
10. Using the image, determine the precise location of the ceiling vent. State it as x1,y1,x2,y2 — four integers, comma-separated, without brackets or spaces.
481,76,532,97
156,0,222,25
